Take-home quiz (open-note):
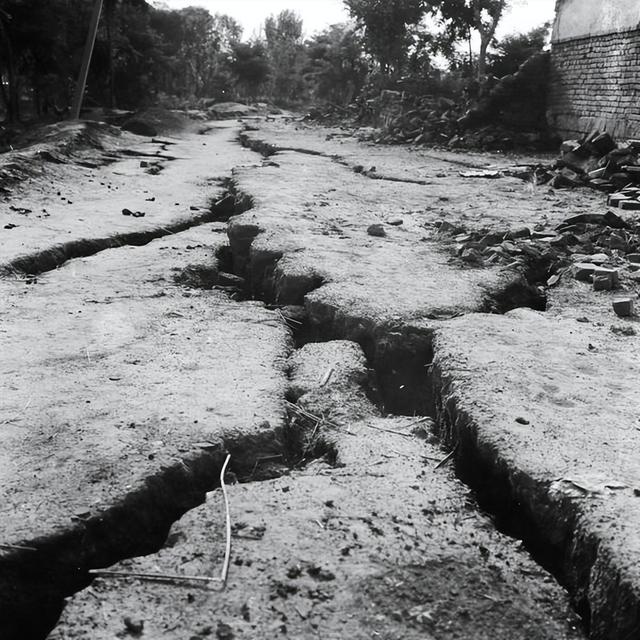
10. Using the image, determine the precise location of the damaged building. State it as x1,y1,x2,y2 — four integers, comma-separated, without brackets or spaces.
549,0,640,139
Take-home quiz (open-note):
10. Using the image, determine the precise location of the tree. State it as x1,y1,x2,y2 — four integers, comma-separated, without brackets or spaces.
488,22,550,78
305,23,367,105
426,0,508,79
230,41,270,100
0,6,19,121
344,0,427,74
263,10,305,104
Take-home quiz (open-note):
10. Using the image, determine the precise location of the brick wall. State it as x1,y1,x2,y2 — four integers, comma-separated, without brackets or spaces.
549,28,640,140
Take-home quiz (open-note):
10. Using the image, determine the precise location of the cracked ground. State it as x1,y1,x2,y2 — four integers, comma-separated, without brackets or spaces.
1,115,639,640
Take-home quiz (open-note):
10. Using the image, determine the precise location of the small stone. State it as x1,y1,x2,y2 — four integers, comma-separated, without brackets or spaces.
387,218,403,226
123,617,144,636
611,325,637,336
627,253,640,264
571,263,597,281
436,221,462,235
589,253,609,264
216,621,234,640
504,227,531,240
613,297,635,317
307,565,336,581
367,224,386,237
461,248,483,264
515,417,530,425
122,208,133,216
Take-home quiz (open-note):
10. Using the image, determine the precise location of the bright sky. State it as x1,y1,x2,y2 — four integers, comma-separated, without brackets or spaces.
159,0,557,40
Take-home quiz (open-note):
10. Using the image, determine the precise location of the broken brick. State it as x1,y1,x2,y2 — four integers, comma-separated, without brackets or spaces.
613,298,635,317
619,200,640,210
593,274,614,291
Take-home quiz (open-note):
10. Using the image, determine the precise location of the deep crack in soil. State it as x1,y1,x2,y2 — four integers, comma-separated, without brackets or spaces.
4,122,627,639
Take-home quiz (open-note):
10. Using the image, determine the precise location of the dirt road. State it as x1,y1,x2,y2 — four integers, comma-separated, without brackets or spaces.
1,114,638,639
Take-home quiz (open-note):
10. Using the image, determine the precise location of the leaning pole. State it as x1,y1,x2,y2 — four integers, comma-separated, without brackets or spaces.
70,0,104,120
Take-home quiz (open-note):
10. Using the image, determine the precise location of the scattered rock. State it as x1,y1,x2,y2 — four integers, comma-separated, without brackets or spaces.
123,617,144,636
215,621,234,640
306,565,336,581
611,325,637,336
367,223,386,237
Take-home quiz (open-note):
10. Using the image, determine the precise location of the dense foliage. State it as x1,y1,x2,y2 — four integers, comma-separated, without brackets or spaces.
0,0,362,121
0,0,549,124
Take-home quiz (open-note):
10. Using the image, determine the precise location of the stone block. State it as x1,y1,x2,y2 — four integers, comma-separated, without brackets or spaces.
613,297,635,317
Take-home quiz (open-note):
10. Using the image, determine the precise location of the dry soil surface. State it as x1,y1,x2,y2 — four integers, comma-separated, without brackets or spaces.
0,115,638,640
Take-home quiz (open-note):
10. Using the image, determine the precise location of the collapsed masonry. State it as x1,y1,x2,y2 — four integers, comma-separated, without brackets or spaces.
357,52,551,151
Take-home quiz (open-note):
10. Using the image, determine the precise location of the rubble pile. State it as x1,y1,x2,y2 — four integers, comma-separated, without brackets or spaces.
438,210,640,310
552,131,640,198
358,90,547,151
353,53,551,151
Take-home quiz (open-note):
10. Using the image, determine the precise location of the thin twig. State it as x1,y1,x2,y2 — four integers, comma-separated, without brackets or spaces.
249,454,283,477
403,416,432,430
89,456,233,588
435,443,459,470
319,367,334,387
0,397,32,426
276,309,303,326
303,420,320,456
285,400,414,439
220,454,232,587
286,401,353,435
88,569,222,585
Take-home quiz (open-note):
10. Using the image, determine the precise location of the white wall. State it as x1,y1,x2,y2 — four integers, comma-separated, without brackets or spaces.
552,0,640,42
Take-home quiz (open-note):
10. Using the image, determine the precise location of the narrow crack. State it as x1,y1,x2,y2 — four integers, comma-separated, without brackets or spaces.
238,128,500,186
0,180,246,278
2,396,334,639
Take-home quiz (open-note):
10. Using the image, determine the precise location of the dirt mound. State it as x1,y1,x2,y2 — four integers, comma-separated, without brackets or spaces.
0,120,122,193
122,108,196,136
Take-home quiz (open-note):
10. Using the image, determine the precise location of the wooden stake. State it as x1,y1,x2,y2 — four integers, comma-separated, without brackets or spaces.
70,0,104,120
220,454,232,586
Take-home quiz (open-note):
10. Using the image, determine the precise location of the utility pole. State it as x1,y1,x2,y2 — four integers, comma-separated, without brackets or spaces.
70,0,104,120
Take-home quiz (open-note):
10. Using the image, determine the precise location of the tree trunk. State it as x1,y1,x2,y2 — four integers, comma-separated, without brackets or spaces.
478,36,489,79
0,15,19,122
106,2,116,108
472,0,505,81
